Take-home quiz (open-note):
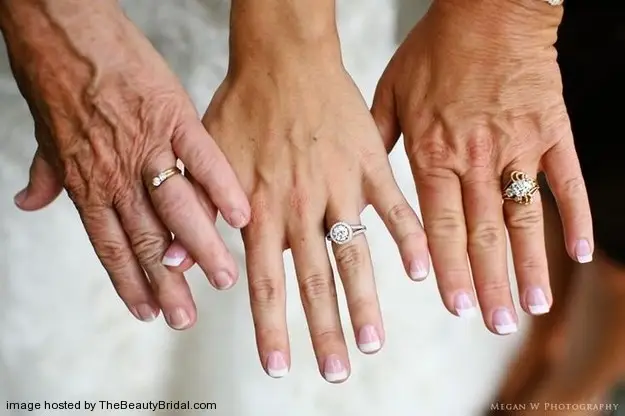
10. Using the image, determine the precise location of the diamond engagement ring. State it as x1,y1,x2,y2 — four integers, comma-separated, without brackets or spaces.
503,171,540,205
326,222,367,245
149,167,182,191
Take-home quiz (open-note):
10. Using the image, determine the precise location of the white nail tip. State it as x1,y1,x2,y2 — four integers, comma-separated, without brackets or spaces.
577,254,593,264
529,304,550,315
267,367,289,379
324,370,349,383
358,340,381,354
410,269,428,281
162,256,184,267
456,307,477,318
495,323,518,335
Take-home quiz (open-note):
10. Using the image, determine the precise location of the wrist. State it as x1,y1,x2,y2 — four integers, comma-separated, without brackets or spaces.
229,0,342,69
432,0,562,39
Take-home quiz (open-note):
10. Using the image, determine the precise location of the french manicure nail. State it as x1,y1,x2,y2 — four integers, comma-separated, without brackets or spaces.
266,351,289,378
213,271,234,290
492,308,518,335
323,354,348,383
575,239,593,263
162,245,187,267
409,260,429,281
526,287,550,315
357,325,381,354
168,308,191,330
454,292,477,318
228,210,248,228
133,304,157,322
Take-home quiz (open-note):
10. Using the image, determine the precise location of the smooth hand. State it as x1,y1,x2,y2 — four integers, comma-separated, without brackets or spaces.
1,0,250,329
372,0,593,334
167,0,428,382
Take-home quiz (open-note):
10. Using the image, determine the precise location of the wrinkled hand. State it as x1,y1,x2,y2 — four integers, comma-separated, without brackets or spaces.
2,0,249,329
168,34,429,380
372,0,593,334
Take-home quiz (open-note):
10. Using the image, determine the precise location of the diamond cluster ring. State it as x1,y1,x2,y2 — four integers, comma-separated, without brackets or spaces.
326,222,367,245
502,171,539,205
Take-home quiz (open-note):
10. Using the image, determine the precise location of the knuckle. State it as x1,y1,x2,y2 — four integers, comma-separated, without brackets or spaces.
386,202,416,228
559,176,586,198
132,229,169,265
299,272,335,303
97,238,134,271
334,244,365,272
506,208,543,232
249,276,281,306
289,188,313,219
310,327,342,343
469,222,504,250
465,134,494,168
426,210,465,241
477,278,511,297
410,140,453,171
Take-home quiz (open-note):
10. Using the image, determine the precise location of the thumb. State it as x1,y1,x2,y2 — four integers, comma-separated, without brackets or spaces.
14,149,63,211
371,79,401,154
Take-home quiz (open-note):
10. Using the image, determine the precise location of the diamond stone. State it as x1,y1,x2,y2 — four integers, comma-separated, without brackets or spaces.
152,176,163,187
330,223,351,244
505,179,533,198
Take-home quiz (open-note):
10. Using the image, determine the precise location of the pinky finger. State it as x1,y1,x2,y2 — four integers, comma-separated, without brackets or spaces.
542,136,594,264
80,205,160,322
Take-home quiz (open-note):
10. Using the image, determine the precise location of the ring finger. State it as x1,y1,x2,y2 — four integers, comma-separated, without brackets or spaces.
326,197,384,358
501,166,551,316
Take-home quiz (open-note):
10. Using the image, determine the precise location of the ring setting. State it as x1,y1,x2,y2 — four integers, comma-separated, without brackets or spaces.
503,171,539,205
326,221,367,245
149,167,182,191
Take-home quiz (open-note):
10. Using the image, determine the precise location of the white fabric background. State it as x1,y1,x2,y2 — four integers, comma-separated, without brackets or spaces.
0,1,525,415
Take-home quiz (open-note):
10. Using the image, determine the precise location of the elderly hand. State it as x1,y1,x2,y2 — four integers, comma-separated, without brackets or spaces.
168,0,429,382
1,0,250,329
371,0,593,334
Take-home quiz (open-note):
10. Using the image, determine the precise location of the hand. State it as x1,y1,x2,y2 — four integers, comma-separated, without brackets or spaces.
371,0,593,334
166,0,428,383
1,0,250,329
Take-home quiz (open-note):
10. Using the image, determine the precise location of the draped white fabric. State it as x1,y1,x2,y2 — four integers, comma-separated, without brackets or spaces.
0,1,523,415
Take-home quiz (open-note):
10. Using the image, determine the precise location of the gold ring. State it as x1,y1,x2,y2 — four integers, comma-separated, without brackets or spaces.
502,171,539,205
149,167,182,191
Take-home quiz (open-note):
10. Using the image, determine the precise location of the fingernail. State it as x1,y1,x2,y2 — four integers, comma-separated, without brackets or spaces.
323,355,348,383
266,351,289,378
526,287,550,315
575,239,593,263
213,271,234,290
162,245,187,267
409,260,429,281
228,210,248,228
167,308,191,330
133,304,157,322
13,187,27,207
492,308,518,335
454,292,477,318
357,325,381,354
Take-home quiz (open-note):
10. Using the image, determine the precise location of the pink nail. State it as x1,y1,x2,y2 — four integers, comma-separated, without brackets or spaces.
167,308,191,330
357,325,381,354
323,355,348,383
228,210,248,228
266,351,289,378
526,287,549,315
575,239,593,263
13,187,27,207
454,292,477,318
213,271,234,290
132,304,157,322
492,308,517,335
162,243,187,267
409,260,429,281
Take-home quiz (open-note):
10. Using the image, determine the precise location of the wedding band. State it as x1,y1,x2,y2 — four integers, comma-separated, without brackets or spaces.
326,221,367,245
149,167,182,191
502,171,540,205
